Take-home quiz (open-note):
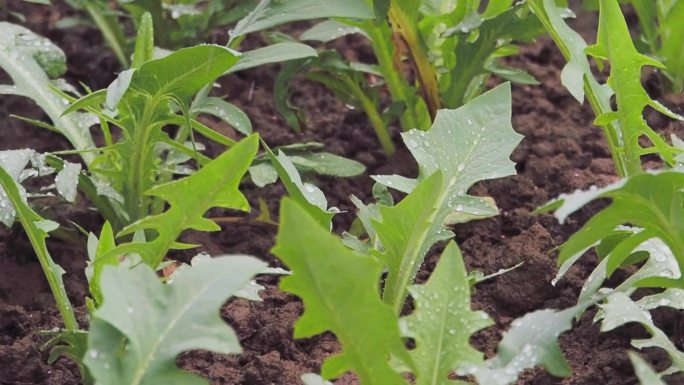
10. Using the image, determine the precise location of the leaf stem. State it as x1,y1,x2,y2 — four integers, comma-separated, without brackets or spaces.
363,22,424,131
125,98,159,223
388,4,441,120
0,168,78,331
341,76,396,155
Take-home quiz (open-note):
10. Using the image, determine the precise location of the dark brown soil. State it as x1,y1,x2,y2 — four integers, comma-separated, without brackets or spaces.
1,2,684,385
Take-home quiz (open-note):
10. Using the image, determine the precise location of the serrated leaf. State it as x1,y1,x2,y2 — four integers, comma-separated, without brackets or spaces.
374,83,521,221
588,0,682,171
459,302,594,385
0,164,77,330
600,292,684,374
0,23,97,164
401,241,492,385
371,84,522,312
85,255,266,385
273,198,410,384
91,135,259,302
553,172,684,289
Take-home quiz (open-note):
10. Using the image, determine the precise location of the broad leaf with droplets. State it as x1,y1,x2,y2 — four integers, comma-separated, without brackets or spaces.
273,198,410,384
599,292,684,375
373,82,522,223
458,302,594,385
0,22,97,165
548,172,684,289
85,255,266,385
401,241,492,385
371,83,522,312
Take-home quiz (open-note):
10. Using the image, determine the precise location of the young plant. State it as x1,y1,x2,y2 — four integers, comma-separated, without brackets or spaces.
533,2,684,380
0,135,267,385
269,83,600,384
583,0,684,92
541,171,684,381
529,0,683,177
271,0,542,154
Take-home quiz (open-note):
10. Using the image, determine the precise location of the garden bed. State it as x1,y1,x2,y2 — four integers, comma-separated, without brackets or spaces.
1,2,683,385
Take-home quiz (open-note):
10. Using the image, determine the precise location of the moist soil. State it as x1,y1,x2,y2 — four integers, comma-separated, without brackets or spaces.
1,2,684,385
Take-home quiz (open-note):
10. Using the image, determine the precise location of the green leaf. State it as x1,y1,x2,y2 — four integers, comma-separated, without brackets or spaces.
401,241,493,385
273,198,410,384
459,302,595,384
227,42,317,74
527,0,629,176
658,0,684,92
230,0,374,38
553,172,684,289
629,353,666,385
0,164,78,331
91,135,259,302
131,12,154,68
287,152,366,177
55,161,81,202
299,20,366,42
600,292,684,374
588,0,682,172
442,5,543,107
0,22,97,165
262,145,335,228
85,255,266,385
372,84,522,312
191,96,252,135
129,44,240,102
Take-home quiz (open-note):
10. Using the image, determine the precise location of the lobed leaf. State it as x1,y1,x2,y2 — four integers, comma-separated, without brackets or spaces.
600,292,684,374
587,0,683,173
273,198,410,384
85,255,266,385
90,135,259,302
459,301,595,385
372,83,523,311
552,172,684,289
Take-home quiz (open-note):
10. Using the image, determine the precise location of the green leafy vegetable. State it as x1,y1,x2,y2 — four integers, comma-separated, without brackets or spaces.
0,22,97,165
273,198,410,384
85,254,266,385
401,241,492,385
372,83,523,312
67,43,241,224
229,0,373,40
458,301,595,384
531,0,682,177
90,134,259,302
0,163,78,331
